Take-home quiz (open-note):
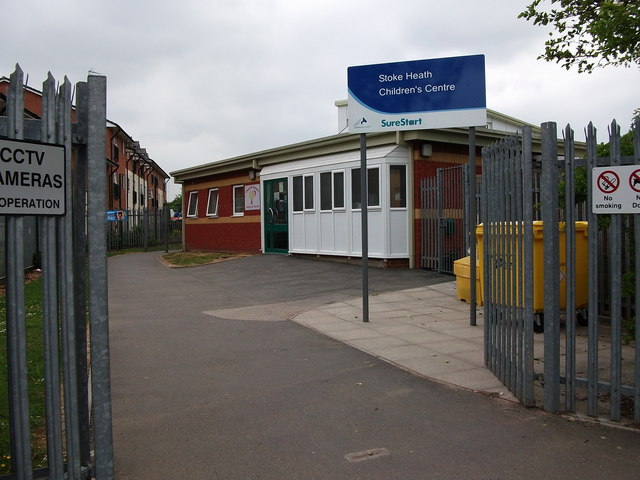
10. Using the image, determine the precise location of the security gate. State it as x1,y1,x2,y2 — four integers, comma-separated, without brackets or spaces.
1,66,114,478
482,121,640,424
420,165,467,274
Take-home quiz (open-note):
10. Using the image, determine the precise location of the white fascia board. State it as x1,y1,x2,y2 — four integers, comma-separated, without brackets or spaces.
260,145,406,179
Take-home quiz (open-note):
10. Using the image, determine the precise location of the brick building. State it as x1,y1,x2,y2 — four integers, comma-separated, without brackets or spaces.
0,77,169,213
171,104,538,267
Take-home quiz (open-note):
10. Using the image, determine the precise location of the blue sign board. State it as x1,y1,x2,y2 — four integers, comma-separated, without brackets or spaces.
348,55,486,133
106,210,128,222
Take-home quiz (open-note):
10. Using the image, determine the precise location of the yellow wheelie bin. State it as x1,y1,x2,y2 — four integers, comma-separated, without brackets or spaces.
475,221,589,331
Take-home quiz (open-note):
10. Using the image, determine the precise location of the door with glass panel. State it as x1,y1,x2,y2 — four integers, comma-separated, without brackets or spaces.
264,178,288,253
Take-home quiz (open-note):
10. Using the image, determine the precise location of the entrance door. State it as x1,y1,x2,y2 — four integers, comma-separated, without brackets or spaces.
264,178,288,253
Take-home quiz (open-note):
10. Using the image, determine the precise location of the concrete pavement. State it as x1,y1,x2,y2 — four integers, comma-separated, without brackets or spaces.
108,252,640,479
292,282,518,401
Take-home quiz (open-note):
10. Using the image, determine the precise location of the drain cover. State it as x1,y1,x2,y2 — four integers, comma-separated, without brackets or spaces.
344,448,390,463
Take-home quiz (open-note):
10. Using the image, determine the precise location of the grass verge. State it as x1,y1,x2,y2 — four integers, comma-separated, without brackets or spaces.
160,250,247,267
0,275,47,475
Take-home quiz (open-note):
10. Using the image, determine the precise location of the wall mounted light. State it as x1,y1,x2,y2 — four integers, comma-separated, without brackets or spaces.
421,144,433,157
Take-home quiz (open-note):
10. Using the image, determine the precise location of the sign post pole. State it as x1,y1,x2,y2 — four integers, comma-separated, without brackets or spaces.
468,127,477,326
360,133,369,322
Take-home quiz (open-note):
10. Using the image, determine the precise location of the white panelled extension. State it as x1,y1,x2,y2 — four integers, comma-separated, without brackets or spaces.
260,145,410,260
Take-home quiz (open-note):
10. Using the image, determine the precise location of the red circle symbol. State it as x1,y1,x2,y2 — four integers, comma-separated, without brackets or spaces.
597,170,620,193
629,169,640,193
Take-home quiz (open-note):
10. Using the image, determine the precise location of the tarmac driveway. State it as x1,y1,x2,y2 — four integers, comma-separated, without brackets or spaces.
108,253,640,479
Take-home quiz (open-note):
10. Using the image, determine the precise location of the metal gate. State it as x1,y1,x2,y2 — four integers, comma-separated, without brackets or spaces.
482,121,640,424
1,66,114,478
420,165,467,274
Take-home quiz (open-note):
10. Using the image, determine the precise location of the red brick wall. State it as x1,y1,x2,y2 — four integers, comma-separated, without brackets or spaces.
183,171,261,253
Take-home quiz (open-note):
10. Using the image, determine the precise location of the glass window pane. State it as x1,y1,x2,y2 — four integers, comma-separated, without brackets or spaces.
293,176,303,212
320,172,332,211
206,189,219,216
390,165,406,208
187,191,198,217
368,168,379,207
234,185,244,214
333,171,344,209
351,168,361,209
304,175,314,210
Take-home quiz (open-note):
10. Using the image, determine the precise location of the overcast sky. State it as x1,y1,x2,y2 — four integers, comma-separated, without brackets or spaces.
3,0,638,200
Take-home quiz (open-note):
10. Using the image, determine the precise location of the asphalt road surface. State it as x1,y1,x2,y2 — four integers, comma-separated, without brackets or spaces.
109,253,640,479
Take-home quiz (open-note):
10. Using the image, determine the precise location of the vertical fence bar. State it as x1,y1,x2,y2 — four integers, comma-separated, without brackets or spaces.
164,206,170,252
608,120,622,422
6,64,33,480
420,179,425,267
40,72,66,479
87,74,115,479
585,123,600,417
56,77,84,480
429,177,436,269
469,128,477,325
564,125,576,412
482,147,491,366
541,122,561,413
505,141,514,387
436,169,443,272
74,80,92,467
522,126,535,406
487,147,497,374
509,137,519,393
488,145,498,375
513,136,524,400
143,208,149,251
634,117,640,424
498,141,507,385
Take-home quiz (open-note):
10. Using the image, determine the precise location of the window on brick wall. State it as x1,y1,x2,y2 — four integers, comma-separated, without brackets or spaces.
206,188,219,217
187,191,198,218
233,185,244,216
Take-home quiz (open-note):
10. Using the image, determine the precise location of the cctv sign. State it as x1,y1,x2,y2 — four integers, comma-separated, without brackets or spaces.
0,138,66,215
592,166,640,214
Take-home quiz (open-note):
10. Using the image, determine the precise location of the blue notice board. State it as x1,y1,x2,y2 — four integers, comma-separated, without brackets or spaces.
348,55,486,133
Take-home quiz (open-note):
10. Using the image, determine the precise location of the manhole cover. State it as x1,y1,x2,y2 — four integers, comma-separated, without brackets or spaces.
344,448,390,463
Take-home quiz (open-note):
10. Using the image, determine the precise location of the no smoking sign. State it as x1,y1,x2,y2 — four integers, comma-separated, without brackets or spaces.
592,166,640,214
596,170,620,193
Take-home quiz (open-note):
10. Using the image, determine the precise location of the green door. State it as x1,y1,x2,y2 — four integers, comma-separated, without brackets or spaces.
264,178,288,253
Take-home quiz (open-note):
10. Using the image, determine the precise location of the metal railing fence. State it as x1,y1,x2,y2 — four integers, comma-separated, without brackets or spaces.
420,165,467,274
106,207,181,252
481,120,640,424
1,66,114,479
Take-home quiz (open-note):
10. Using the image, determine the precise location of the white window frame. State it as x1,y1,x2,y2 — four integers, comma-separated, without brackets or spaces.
206,188,219,217
187,190,199,218
320,171,332,212
303,174,314,211
333,170,345,210
233,185,244,216
389,164,407,209
292,175,303,212
351,166,380,210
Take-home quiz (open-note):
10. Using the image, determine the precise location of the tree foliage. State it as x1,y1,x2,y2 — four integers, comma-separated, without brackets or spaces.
519,0,640,73
168,193,182,212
